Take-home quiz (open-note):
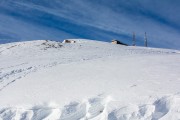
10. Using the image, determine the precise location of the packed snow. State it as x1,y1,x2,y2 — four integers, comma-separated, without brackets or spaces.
0,39,180,120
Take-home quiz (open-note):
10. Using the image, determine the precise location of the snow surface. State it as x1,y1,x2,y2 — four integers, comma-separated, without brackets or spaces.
0,39,180,120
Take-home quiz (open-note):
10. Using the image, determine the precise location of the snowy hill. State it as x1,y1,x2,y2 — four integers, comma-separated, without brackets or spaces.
0,39,180,120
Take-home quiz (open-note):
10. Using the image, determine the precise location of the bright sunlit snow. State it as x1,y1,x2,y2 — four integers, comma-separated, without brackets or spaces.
0,39,180,120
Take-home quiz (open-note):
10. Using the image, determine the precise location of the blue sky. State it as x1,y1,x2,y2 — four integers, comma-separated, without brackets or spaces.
0,0,180,49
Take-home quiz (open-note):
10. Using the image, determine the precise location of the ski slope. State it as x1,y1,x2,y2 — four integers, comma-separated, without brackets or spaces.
0,39,180,120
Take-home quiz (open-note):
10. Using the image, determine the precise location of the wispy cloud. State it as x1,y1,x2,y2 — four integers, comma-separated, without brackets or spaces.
0,0,179,49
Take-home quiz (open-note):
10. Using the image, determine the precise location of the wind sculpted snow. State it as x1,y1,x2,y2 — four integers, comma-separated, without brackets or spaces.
0,95,180,120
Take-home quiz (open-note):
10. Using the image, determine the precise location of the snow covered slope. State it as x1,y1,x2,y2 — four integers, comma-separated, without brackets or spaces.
0,39,180,120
